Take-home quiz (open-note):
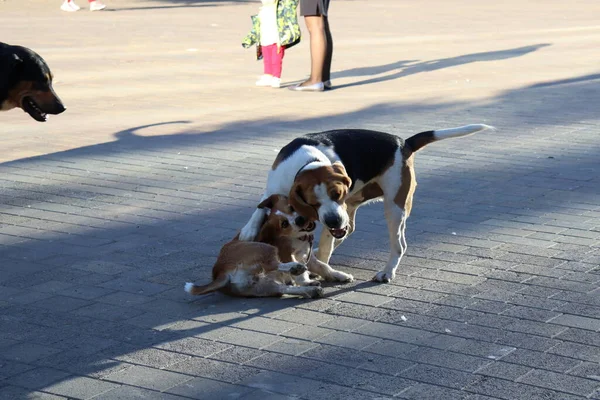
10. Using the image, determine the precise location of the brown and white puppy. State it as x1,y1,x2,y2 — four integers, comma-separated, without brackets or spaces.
185,195,331,298
0,42,65,122
239,125,494,283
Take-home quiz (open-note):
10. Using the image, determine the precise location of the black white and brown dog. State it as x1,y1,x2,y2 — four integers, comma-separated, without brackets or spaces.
0,42,65,122
240,124,494,283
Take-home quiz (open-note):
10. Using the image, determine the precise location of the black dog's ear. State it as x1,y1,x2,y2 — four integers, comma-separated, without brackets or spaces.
0,53,23,80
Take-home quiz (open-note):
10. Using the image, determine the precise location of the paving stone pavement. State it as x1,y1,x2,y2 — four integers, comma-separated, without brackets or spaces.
1,0,600,399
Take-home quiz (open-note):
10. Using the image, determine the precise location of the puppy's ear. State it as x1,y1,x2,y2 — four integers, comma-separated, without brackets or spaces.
257,194,279,210
332,161,352,188
289,182,319,221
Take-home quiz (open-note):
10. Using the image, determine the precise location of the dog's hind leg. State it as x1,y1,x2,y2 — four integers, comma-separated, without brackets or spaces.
373,152,415,283
373,203,407,283
281,285,324,298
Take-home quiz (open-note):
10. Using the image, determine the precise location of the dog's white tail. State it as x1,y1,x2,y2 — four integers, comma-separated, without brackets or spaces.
405,124,495,152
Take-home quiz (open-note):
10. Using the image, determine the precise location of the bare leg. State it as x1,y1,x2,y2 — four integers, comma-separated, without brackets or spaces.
299,15,326,86
322,17,333,82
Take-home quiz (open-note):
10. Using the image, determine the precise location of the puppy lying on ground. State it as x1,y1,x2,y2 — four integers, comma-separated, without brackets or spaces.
185,195,351,298
0,42,65,122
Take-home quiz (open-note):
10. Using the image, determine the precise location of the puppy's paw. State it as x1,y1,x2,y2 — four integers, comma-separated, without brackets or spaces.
309,287,324,298
373,270,395,283
332,271,354,283
307,279,322,287
290,263,308,276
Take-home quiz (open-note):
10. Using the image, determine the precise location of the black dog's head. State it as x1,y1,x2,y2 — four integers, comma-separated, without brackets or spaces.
0,43,66,122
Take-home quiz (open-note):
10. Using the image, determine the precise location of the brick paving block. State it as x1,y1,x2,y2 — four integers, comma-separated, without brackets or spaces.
396,382,470,399
209,346,265,364
245,352,330,376
87,385,186,400
274,308,336,327
56,285,115,300
30,295,92,313
280,325,335,341
547,341,600,363
0,359,35,380
568,362,600,380
230,316,301,335
167,357,262,384
0,385,67,400
9,367,71,390
334,291,394,307
238,370,326,398
42,376,120,399
71,302,145,321
301,344,373,368
398,363,479,390
262,338,319,356
167,376,254,399
155,337,232,358
555,328,600,347
475,361,532,381
518,369,599,397
0,342,62,363
464,375,585,400
98,277,170,296
315,330,381,350
548,314,600,331
303,363,415,396
104,364,192,391
113,347,191,369
405,346,493,373
447,339,516,359
357,354,415,375
500,348,581,373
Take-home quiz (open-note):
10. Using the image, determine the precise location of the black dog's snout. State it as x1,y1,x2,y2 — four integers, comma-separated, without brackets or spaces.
324,213,343,229
52,101,66,114
295,216,307,227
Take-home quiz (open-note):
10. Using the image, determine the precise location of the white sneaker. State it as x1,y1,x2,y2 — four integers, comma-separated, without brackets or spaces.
89,1,106,11
271,77,281,88
60,0,78,11
255,74,273,87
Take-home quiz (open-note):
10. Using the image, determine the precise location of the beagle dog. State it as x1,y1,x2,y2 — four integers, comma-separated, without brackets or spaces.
185,194,349,298
240,124,494,283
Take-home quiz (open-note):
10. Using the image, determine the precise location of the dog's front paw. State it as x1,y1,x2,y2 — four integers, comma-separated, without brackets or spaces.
373,270,395,283
309,287,324,298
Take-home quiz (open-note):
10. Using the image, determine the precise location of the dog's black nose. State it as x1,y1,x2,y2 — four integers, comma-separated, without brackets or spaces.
295,216,306,227
53,102,66,114
324,213,343,229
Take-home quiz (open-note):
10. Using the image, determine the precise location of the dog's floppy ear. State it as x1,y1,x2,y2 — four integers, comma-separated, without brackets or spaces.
332,161,352,188
289,182,319,221
0,53,23,83
257,194,280,212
